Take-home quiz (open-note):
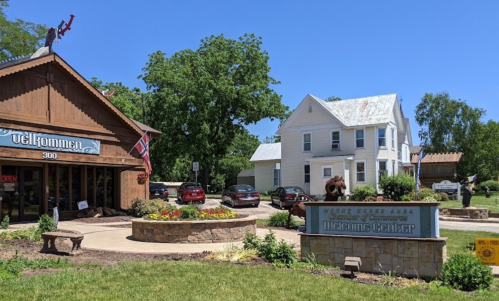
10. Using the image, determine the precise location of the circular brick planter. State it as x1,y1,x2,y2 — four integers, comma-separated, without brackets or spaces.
131,216,257,243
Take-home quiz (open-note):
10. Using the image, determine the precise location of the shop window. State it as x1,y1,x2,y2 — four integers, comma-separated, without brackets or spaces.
87,167,94,207
96,168,105,208
106,168,114,208
59,166,69,211
48,166,57,210
72,166,81,211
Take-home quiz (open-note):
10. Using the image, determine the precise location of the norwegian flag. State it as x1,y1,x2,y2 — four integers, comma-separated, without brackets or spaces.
135,133,152,175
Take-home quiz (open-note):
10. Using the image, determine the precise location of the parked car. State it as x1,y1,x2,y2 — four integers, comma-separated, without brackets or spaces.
271,186,309,208
149,183,169,201
177,182,205,204
222,184,260,207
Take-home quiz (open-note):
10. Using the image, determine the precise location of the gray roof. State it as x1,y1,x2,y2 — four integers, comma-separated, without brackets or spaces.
310,93,398,127
250,143,281,162
237,170,255,177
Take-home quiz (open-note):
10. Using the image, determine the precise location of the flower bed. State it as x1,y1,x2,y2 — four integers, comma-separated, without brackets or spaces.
133,205,255,243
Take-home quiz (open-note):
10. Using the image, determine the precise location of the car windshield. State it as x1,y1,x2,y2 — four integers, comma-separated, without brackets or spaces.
185,184,202,190
150,185,164,190
235,186,256,193
284,187,305,194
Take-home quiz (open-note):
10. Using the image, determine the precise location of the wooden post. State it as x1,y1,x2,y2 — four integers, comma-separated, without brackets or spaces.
82,166,87,202
55,165,60,208
93,167,96,207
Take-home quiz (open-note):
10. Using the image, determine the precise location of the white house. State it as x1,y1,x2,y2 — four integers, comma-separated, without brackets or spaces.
275,93,413,197
249,142,281,193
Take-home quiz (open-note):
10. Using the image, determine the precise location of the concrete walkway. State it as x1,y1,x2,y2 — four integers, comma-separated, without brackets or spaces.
58,220,302,254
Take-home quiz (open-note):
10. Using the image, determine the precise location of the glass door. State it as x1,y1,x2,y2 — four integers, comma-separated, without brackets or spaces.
1,166,42,222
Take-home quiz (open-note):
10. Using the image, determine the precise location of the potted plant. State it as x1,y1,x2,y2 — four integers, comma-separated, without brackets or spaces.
137,173,148,184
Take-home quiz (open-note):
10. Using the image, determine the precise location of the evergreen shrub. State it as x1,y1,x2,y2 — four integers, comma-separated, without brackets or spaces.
441,253,493,291
379,175,414,201
353,185,377,201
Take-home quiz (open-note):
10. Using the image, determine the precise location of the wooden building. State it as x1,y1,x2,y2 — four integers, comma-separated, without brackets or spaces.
0,53,161,222
410,147,463,187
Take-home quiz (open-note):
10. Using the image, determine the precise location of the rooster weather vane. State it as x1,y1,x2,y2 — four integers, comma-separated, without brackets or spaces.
45,14,75,53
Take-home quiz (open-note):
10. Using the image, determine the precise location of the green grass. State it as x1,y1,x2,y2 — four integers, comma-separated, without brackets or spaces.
441,229,499,255
1,260,497,301
439,191,499,213
256,218,305,227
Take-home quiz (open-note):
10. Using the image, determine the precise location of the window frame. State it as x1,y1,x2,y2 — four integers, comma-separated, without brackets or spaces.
378,160,388,182
302,132,312,152
378,128,386,148
355,160,367,183
273,168,281,186
391,128,395,149
355,129,365,149
322,165,333,178
304,164,310,184
331,130,341,150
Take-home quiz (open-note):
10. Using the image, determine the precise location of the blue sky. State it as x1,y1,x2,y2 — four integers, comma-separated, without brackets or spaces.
5,1,499,145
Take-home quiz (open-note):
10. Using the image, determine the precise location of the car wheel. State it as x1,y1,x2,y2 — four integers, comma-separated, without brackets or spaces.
280,200,284,209
231,199,236,207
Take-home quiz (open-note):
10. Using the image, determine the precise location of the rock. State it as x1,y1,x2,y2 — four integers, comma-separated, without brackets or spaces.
103,208,113,216
96,207,103,216
93,213,101,218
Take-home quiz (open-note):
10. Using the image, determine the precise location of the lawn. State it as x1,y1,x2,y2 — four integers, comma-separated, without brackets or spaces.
438,191,499,213
1,260,498,301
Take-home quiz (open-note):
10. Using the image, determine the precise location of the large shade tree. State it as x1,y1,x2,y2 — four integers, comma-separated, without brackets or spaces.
141,34,287,189
415,92,490,180
0,1,47,60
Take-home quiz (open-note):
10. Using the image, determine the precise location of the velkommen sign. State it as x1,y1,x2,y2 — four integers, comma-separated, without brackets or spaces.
305,202,439,238
0,128,100,154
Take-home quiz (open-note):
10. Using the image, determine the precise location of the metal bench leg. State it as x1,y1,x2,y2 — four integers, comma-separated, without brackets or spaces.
69,237,83,256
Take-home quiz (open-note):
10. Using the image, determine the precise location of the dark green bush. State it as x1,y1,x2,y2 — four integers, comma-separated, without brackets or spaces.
441,253,493,291
1,215,9,229
476,180,499,192
243,230,297,267
129,198,166,217
38,214,56,233
268,212,296,227
353,185,377,201
180,205,199,219
438,192,449,202
379,175,415,201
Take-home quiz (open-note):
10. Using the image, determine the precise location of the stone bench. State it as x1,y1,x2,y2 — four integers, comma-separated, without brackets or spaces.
40,231,84,256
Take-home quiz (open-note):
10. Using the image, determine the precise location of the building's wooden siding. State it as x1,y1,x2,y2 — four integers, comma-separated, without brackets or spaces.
120,169,149,210
254,160,280,193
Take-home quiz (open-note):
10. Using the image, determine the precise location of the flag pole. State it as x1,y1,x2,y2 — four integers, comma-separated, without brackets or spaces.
128,131,148,154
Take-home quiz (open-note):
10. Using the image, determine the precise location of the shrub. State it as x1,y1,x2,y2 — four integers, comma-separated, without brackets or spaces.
379,175,414,201
268,212,296,227
353,185,377,201
38,214,56,233
243,230,297,267
0,226,41,241
400,195,411,202
476,180,499,192
422,196,437,202
363,196,394,202
129,198,166,217
180,205,199,219
1,215,9,229
438,192,449,202
441,253,493,291
407,187,437,201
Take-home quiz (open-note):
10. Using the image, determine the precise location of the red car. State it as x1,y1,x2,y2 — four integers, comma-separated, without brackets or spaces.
177,182,206,204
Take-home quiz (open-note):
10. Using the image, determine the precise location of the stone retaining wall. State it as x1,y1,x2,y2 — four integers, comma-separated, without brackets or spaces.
132,216,256,243
439,208,489,219
301,234,447,278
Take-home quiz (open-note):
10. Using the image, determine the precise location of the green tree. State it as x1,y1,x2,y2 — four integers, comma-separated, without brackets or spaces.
415,92,486,179
0,1,47,60
88,78,149,123
471,121,499,181
141,34,287,189
326,96,342,102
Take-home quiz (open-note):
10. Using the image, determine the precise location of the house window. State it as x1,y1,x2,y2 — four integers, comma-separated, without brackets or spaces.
331,130,340,150
378,161,387,181
303,133,312,152
356,161,366,182
304,164,310,183
322,165,333,178
355,129,364,148
273,169,281,186
378,128,386,148
391,128,395,149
